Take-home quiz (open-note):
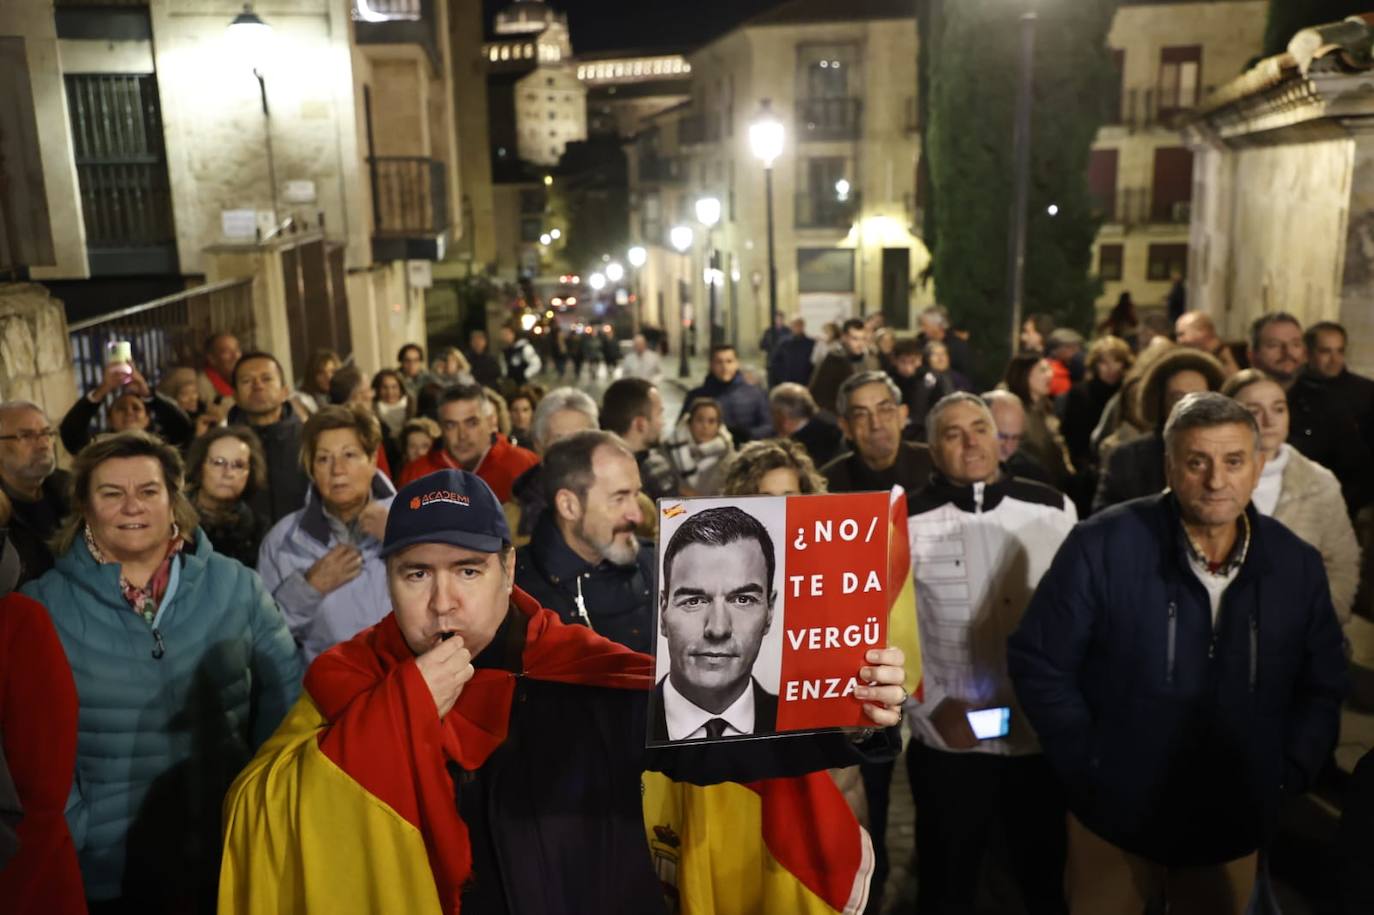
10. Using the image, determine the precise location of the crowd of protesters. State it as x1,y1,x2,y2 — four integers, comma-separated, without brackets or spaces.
1,301,1371,915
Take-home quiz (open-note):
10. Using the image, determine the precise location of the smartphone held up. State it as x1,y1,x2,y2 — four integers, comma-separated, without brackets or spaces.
105,341,134,385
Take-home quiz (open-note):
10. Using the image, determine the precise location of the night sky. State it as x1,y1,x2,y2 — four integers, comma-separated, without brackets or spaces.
484,0,787,54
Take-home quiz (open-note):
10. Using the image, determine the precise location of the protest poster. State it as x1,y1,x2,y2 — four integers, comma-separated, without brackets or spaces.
647,487,912,745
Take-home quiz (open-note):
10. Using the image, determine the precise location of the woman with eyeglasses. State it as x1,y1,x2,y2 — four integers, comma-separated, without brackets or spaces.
185,426,270,569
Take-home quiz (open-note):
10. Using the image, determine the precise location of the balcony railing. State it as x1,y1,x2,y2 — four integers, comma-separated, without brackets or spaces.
796,97,863,141
677,113,720,146
638,155,685,184
67,277,255,396
370,156,448,260
1109,187,1192,226
795,192,861,230
1104,86,1215,130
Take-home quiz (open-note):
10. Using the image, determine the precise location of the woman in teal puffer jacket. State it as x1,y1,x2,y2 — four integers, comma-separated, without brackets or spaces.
22,431,301,913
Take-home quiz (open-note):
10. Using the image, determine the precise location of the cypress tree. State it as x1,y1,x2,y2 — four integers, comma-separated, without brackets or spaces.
925,0,1118,379
1263,0,1368,57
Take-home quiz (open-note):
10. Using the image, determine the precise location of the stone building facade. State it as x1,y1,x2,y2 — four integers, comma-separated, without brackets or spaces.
1186,15,1374,375
1,0,463,386
621,0,1271,360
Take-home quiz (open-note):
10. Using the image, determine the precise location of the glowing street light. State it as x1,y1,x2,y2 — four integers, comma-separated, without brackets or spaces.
669,224,694,253
835,178,851,202
605,262,624,283
694,196,721,228
589,272,607,291
749,99,785,332
627,245,647,268
550,228,562,240
539,233,552,246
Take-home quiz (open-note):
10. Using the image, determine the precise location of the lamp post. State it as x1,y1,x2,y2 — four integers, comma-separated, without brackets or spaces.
670,224,694,378
1006,9,1037,355
749,100,784,350
694,195,722,347
627,244,647,335
226,4,278,229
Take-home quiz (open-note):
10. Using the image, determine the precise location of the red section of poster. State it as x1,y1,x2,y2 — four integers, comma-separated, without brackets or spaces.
775,492,890,731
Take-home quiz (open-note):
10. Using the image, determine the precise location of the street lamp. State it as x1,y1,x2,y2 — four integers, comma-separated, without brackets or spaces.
627,245,647,334
589,272,607,291
605,261,624,283
1006,9,1038,355
749,99,784,344
550,228,561,240
670,225,695,378
695,196,722,347
226,4,279,228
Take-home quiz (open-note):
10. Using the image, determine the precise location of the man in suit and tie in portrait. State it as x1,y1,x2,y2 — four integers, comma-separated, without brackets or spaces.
653,506,780,741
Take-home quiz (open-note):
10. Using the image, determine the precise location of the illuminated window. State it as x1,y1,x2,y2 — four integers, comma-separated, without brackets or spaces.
500,46,510,61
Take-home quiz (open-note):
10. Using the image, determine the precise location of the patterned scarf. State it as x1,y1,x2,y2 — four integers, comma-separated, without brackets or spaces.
84,524,186,625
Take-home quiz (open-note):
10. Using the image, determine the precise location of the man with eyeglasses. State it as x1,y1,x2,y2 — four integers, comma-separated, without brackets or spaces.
0,401,70,584
984,390,1054,487
821,371,934,495
819,370,934,902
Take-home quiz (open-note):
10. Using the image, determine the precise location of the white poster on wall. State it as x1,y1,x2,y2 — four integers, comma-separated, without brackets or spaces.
798,293,856,335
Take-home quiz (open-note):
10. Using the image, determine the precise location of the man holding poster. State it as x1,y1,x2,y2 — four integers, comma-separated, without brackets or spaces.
654,506,779,740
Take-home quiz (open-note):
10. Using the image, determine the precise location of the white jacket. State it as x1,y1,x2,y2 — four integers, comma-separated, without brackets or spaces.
907,474,1077,756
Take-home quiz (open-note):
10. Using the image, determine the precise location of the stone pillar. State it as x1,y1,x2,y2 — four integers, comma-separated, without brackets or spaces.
0,282,78,422
1339,126,1374,377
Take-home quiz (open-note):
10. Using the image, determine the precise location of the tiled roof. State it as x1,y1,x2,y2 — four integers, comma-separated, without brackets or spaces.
1195,13,1374,116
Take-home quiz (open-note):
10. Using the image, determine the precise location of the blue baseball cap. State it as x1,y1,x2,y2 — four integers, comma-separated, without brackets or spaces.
381,469,511,558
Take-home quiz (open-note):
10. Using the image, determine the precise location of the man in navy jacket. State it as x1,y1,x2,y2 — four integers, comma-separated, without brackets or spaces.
1009,392,1346,914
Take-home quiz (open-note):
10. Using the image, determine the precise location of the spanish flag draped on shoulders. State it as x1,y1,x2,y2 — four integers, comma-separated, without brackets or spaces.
219,467,906,915
218,588,651,914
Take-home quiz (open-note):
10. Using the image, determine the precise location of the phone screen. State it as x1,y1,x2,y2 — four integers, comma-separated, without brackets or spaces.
966,707,1011,740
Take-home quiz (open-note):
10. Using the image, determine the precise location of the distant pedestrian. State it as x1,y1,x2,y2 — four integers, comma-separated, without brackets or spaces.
769,315,818,387
466,329,503,388
499,325,542,386
681,344,772,443
809,318,879,416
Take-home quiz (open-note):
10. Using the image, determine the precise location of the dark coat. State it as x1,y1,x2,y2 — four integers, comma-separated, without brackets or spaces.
1286,375,1373,514
649,678,778,742
821,441,935,496
790,416,845,470
467,349,504,388
59,390,193,455
1062,378,1120,471
3,471,71,587
229,403,308,524
1341,748,1374,914
454,607,899,915
809,351,878,415
1008,495,1347,866
682,373,772,443
1093,433,1165,515
514,515,656,653
769,334,817,387
194,497,268,569
1304,367,1374,454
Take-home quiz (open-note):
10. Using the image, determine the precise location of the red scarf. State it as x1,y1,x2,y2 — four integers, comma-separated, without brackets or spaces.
204,363,235,398
303,588,653,911
84,526,185,625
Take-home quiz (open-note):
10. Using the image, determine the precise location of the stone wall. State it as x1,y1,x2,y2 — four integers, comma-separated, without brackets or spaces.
0,284,78,421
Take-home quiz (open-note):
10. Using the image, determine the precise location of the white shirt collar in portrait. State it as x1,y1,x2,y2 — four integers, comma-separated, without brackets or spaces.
663,675,755,741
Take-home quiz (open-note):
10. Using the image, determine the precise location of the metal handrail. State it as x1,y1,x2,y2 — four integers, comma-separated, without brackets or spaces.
66,277,252,332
